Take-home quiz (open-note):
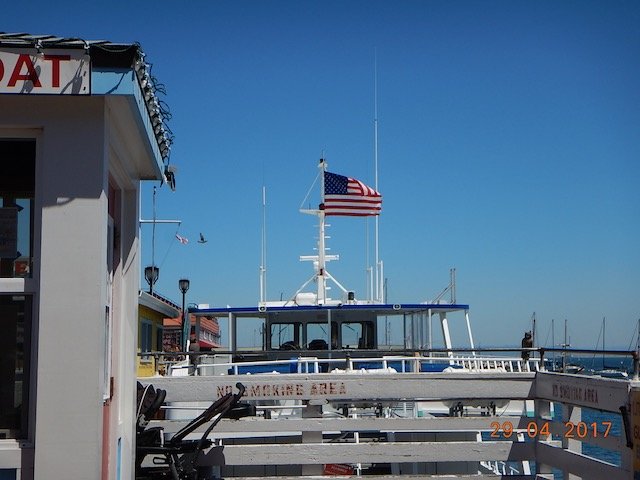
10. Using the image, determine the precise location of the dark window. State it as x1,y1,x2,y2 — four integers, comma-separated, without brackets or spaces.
141,320,153,356
0,295,31,439
0,140,35,278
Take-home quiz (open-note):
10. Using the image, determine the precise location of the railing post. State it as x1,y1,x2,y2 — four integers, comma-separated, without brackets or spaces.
534,397,553,477
627,385,640,477
563,404,582,480
301,400,324,475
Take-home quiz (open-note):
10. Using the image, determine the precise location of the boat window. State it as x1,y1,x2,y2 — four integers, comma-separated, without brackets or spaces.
270,323,302,350
377,314,404,349
341,322,362,349
234,316,264,350
307,323,329,349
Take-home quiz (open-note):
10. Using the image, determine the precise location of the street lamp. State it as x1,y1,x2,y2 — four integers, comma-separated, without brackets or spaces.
144,265,159,294
179,278,190,350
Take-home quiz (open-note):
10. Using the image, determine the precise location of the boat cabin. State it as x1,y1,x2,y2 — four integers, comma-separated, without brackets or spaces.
190,302,473,364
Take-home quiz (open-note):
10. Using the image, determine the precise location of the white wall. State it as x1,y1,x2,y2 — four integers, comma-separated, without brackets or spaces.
0,94,150,480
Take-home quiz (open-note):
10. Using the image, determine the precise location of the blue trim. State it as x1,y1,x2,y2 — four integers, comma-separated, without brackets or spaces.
190,303,470,315
91,69,135,95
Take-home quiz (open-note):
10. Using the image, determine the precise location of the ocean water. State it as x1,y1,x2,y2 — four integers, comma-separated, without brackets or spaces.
551,353,633,375
547,355,630,476
555,404,623,466
483,355,631,477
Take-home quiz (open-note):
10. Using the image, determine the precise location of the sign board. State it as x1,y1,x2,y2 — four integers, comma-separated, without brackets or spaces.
0,48,90,94
323,464,354,475
535,371,629,413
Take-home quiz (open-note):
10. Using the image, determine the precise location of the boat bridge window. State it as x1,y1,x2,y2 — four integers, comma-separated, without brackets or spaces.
270,322,302,350
307,323,331,350
266,317,377,351
341,322,374,349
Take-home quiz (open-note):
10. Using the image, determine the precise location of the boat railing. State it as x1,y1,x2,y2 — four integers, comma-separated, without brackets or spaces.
139,346,640,379
138,348,545,377
185,352,540,376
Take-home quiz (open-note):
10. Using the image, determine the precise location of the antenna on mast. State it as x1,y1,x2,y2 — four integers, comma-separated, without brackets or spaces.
259,185,267,303
373,49,383,303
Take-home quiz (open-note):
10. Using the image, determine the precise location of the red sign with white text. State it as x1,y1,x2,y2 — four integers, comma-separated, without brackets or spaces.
0,49,90,94
323,464,354,475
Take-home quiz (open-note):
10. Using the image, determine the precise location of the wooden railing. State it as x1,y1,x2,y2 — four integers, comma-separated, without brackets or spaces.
138,353,639,479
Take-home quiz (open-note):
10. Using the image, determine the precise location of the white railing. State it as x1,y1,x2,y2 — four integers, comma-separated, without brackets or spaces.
186,353,540,377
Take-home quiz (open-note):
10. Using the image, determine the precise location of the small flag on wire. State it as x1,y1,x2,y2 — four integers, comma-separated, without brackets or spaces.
175,234,189,245
323,171,382,216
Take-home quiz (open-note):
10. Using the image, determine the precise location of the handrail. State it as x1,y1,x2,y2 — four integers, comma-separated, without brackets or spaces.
138,346,639,378
138,346,638,357
186,353,539,376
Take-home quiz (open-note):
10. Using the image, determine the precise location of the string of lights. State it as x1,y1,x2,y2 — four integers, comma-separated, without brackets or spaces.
0,32,175,183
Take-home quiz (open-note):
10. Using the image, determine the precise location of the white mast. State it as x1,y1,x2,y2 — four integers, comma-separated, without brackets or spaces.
317,159,328,304
259,186,267,303
373,51,383,303
295,158,350,305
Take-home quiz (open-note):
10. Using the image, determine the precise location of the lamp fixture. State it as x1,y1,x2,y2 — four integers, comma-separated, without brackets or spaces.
144,265,159,294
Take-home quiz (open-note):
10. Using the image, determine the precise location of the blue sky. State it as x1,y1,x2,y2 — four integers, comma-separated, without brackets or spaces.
6,0,640,348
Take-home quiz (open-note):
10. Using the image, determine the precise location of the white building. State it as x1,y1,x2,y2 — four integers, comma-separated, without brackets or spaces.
0,33,173,480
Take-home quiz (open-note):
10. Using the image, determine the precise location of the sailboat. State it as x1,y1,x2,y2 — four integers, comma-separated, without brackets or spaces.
594,317,628,379
559,319,584,374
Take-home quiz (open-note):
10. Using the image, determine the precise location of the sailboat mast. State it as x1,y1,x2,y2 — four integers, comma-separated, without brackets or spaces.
602,317,605,369
531,312,536,348
563,318,568,371
551,318,555,371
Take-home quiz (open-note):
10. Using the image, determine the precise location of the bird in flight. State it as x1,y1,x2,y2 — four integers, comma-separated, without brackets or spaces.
198,233,208,244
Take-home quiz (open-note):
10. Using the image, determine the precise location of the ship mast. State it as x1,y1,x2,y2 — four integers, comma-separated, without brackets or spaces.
317,160,328,303
295,158,347,306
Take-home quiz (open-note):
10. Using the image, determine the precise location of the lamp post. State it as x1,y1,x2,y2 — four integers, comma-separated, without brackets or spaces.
179,278,190,351
144,265,159,295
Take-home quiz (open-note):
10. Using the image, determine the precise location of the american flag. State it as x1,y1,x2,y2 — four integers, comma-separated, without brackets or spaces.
175,234,189,245
323,171,382,216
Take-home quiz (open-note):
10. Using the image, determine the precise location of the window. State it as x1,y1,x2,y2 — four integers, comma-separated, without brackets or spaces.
0,295,31,439
0,140,35,278
270,323,302,350
141,319,153,357
341,322,362,349
306,323,329,350
155,325,163,351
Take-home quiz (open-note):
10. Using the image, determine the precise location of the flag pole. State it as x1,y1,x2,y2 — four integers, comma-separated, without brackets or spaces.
318,158,327,304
